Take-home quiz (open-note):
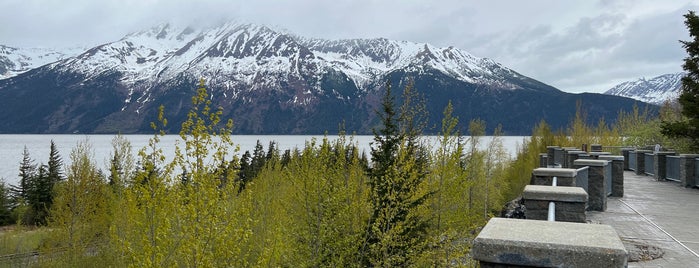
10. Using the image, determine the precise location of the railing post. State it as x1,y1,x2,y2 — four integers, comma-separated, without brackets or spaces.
522,185,587,222
680,154,699,187
574,159,609,211
566,150,586,169
621,148,634,170
539,153,548,168
547,146,559,167
530,168,577,186
472,218,628,267
634,150,652,175
598,155,624,197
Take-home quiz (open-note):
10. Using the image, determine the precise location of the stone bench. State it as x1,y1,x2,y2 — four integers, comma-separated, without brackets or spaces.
472,218,628,268
530,168,578,186
523,185,588,222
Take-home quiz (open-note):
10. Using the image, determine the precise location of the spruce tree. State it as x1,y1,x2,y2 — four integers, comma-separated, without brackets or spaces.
361,80,430,267
0,180,13,225
661,11,699,149
16,146,36,200
47,140,63,184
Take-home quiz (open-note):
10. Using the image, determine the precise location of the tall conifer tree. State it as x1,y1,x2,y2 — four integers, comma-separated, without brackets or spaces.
361,80,430,267
662,11,699,149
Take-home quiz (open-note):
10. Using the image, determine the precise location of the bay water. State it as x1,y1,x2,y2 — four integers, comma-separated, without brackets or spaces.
0,135,528,186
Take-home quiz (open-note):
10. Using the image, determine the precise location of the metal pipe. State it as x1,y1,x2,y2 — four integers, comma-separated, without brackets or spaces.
549,176,557,221
548,202,555,221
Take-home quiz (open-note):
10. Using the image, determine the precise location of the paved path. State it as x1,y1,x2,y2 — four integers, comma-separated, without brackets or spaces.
587,171,699,267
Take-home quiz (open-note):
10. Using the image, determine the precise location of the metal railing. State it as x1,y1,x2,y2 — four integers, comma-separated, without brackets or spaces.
644,153,655,176
575,166,589,193
605,163,612,196
629,151,637,171
666,156,681,182
548,176,557,222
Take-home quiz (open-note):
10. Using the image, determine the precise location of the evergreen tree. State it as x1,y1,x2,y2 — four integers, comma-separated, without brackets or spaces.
16,146,36,200
0,179,13,226
662,11,699,149
238,150,253,192
31,164,52,225
251,140,267,174
361,80,430,267
47,140,63,184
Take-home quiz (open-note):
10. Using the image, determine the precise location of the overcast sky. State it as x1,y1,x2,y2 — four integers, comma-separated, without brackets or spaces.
2,0,698,93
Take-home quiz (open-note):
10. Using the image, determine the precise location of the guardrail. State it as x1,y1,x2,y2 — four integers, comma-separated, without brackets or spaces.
474,145,699,267
575,166,589,193
473,146,627,267
667,156,680,182
644,153,655,176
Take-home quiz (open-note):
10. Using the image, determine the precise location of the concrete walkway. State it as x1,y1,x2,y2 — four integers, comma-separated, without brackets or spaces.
587,171,699,267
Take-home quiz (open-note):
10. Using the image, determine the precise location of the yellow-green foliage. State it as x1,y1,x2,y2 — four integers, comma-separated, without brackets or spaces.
416,103,510,267
42,139,112,267
502,105,630,202
618,102,693,152
30,82,518,267
246,136,369,267
110,80,254,267
566,102,623,149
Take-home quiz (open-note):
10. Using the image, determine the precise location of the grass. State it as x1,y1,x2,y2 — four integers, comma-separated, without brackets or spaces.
0,225,51,267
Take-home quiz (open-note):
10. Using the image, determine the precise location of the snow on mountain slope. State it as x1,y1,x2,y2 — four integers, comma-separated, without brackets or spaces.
0,45,83,79
39,21,535,98
604,73,684,104
301,37,525,90
0,21,646,135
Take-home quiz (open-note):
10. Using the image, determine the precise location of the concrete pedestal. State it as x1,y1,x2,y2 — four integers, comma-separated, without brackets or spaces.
547,146,559,167
574,159,609,212
523,185,588,222
621,148,634,170
539,153,548,168
530,168,578,186
680,154,699,188
590,144,603,152
562,148,580,168
598,155,624,197
473,218,628,268
566,150,585,169
635,150,653,175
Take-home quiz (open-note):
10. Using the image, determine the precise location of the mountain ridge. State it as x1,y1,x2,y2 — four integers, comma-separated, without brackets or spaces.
603,73,684,105
0,21,651,135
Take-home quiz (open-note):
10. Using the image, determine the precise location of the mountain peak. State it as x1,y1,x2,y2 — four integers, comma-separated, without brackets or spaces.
604,72,684,104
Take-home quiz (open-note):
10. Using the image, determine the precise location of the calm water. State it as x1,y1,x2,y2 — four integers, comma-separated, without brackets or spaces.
0,135,528,186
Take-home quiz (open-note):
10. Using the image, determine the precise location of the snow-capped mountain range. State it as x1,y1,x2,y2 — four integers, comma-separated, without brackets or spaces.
53,22,530,95
0,45,84,79
0,22,648,134
603,73,684,105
